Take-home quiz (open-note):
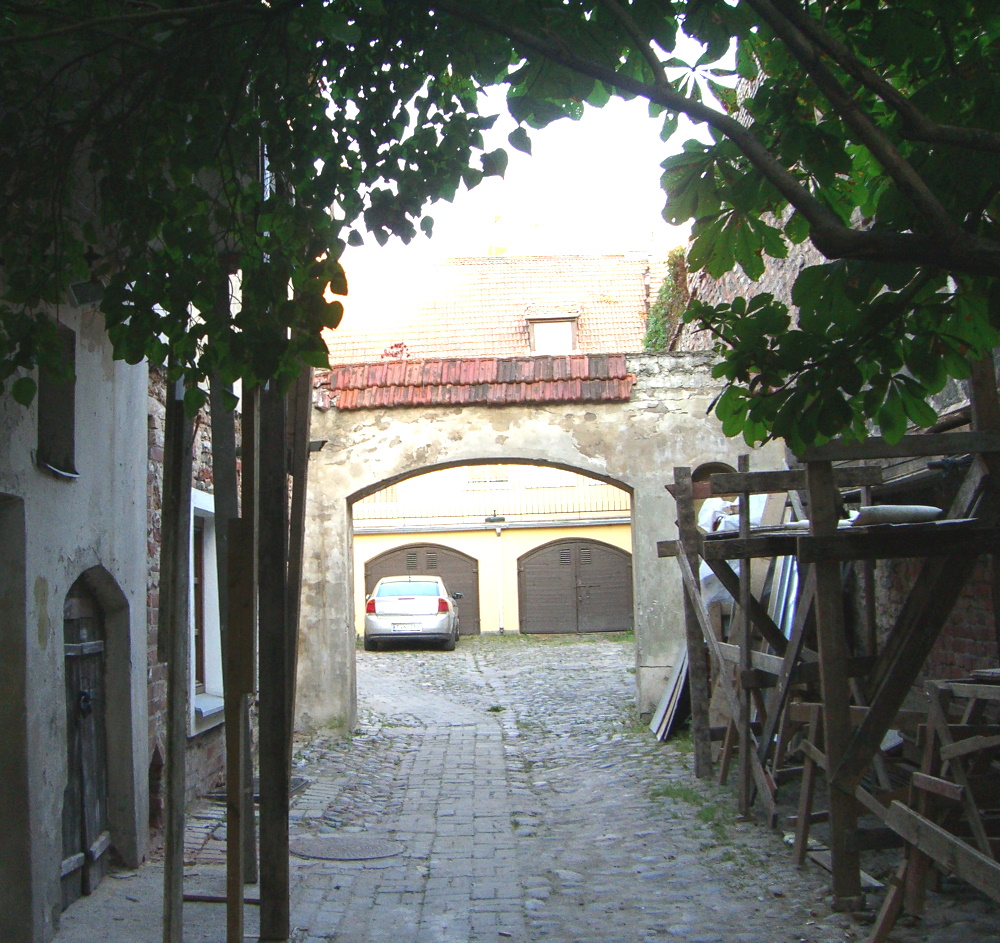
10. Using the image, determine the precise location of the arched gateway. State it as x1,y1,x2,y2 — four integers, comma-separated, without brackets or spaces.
298,351,783,730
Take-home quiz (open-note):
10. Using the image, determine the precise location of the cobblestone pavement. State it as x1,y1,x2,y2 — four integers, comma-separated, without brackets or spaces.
55,633,999,943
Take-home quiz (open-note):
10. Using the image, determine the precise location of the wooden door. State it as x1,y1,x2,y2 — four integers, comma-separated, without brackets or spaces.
61,580,110,909
518,540,633,634
365,544,481,634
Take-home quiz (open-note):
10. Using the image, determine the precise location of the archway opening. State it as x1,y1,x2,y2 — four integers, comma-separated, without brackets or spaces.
350,461,633,639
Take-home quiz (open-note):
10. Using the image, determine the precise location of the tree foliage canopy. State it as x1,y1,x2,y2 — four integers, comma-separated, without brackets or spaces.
5,1,999,449
0,0,501,408
431,0,1000,451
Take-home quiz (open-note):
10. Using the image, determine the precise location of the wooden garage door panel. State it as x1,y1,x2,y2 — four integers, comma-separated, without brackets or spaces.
519,540,632,635
366,544,480,634
577,544,633,633
518,544,577,634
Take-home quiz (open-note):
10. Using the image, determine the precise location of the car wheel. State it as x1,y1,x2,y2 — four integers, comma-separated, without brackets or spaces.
441,634,456,652
363,637,378,652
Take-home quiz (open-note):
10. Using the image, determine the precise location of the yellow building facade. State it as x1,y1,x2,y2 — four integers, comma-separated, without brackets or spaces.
352,463,632,636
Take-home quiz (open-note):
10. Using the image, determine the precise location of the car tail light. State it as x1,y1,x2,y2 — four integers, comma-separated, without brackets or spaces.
437,597,449,613
366,599,376,614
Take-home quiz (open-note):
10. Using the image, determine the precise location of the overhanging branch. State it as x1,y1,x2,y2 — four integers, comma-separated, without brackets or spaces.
430,0,1000,278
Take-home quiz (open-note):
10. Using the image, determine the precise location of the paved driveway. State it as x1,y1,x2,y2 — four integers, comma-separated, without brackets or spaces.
54,634,997,943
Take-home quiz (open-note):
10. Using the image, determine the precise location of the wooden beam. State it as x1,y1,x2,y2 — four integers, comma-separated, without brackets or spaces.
159,380,193,943
209,371,247,943
737,454,753,819
884,801,1000,903
258,382,290,942
796,522,999,563
238,387,259,885
710,467,883,495
911,772,965,804
806,459,863,910
224,521,254,943
799,431,1000,462
284,366,312,754
673,467,714,779
701,533,799,560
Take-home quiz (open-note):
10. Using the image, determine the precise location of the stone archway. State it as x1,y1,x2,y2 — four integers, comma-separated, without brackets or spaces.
298,352,784,730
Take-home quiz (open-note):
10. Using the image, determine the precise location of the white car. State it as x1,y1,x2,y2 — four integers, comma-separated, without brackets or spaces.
364,575,462,652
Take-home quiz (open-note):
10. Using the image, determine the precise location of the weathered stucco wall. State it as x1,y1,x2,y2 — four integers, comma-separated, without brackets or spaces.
0,308,148,943
298,351,784,731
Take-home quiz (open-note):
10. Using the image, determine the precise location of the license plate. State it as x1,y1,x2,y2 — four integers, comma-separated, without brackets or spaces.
391,623,418,632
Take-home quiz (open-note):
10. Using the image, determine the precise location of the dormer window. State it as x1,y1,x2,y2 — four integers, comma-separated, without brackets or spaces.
525,306,580,354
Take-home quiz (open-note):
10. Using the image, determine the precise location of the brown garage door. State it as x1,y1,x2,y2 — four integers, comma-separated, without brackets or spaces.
365,544,480,635
518,539,632,634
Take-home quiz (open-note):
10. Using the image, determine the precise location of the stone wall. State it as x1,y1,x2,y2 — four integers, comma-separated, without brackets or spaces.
300,351,785,731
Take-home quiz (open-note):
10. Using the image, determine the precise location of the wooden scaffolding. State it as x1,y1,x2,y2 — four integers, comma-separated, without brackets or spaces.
658,364,1000,935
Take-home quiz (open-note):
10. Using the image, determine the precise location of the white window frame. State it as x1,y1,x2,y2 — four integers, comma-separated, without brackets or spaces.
189,489,224,735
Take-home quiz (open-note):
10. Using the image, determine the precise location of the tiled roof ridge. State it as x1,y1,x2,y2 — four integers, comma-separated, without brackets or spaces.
314,354,635,411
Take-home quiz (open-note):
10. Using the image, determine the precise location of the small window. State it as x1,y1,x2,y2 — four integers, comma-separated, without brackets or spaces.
580,548,592,565
37,322,77,477
529,319,576,354
426,552,438,570
559,548,572,565
406,551,418,570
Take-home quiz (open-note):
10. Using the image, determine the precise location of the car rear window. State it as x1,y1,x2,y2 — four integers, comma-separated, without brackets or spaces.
376,581,440,597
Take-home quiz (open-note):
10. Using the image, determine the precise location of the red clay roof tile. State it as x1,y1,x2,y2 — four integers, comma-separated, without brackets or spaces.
315,353,636,411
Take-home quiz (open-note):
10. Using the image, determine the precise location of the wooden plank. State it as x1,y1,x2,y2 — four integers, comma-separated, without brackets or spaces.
650,648,689,741
239,385,259,885
738,454,753,820
209,369,249,943
284,366,313,752
160,380,193,943
710,467,883,495
716,642,784,674
740,668,777,689
806,459,862,909
912,772,965,804
225,520,253,943
258,381,291,943
940,734,1000,762
665,479,714,501
673,467,714,778
940,682,1000,702
885,801,1000,902
796,523,1000,564
657,539,679,558
799,431,1000,462
701,533,799,560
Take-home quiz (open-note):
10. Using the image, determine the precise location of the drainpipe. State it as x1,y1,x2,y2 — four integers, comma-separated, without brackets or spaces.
486,514,506,634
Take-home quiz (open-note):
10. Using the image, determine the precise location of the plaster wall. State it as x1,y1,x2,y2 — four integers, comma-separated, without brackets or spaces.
299,352,784,731
353,522,632,636
0,308,149,943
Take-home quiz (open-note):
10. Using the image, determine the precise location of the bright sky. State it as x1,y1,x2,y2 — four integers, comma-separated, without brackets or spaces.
339,87,705,323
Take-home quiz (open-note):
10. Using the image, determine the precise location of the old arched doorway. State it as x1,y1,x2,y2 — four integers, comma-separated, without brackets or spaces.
61,576,110,908
518,539,633,634
365,543,481,635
